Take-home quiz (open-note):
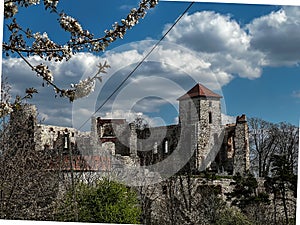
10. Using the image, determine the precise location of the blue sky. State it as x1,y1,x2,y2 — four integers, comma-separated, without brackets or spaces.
2,1,300,130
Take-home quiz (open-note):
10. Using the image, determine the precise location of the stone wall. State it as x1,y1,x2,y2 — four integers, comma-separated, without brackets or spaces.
233,115,250,175
137,125,180,166
35,124,78,152
10,95,251,177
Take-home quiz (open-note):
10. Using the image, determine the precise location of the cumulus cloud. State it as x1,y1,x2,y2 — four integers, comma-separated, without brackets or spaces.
4,6,300,130
2,53,103,128
164,11,249,54
247,6,300,66
163,7,300,75
2,48,198,130
163,11,265,79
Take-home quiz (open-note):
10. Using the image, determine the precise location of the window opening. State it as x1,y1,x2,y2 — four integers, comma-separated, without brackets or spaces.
209,112,212,124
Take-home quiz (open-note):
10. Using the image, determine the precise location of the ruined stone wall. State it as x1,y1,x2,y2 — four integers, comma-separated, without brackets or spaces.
137,125,180,166
35,125,78,151
233,115,250,175
129,123,137,156
97,118,137,157
11,97,251,178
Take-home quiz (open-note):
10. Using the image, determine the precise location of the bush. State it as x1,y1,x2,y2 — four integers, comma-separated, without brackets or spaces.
57,178,141,224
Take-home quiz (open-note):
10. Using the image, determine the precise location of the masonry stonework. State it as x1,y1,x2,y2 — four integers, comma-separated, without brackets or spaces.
233,115,250,175
11,83,250,176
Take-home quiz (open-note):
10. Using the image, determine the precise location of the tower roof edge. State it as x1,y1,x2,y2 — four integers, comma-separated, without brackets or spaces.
177,83,222,100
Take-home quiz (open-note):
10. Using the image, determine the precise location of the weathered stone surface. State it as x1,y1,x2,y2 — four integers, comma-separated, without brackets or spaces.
10,83,250,176
233,115,250,175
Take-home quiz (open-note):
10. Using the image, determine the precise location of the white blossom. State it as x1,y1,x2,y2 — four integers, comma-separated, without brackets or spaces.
33,64,54,82
4,0,158,101
59,13,84,35
71,77,96,100
0,102,13,118
44,0,58,7
29,0,40,5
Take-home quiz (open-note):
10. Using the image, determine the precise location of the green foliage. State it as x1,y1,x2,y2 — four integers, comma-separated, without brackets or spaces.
267,153,297,199
57,178,141,224
227,173,270,209
265,154,297,224
215,207,254,225
269,154,296,188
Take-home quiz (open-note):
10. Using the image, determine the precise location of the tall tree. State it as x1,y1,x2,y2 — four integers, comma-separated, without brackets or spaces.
249,118,298,178
248,117,279,177
226,172,271,224
151,173,226,225
275,122,299,174
265,154,297,225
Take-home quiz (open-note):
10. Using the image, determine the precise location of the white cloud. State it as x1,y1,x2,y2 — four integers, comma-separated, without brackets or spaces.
292,90,300,98
162,11,265,79
4,6,300,130
2,53,104,128
164,11,250,54
0,40,244,130
119,4,135,11
247,6,300,66
162,7,300,76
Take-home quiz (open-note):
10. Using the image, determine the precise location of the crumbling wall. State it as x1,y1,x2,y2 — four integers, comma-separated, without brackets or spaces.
233,115,250,175
35,125,78,152
137,125,180,166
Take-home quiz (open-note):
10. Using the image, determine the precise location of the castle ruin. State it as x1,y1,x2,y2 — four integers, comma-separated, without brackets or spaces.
10,83,250,176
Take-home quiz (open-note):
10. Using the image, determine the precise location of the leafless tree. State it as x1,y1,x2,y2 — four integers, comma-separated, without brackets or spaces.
249,118,298,224
0,103,60,220
275,122,298,174
248,117,279,177
149,173,226,225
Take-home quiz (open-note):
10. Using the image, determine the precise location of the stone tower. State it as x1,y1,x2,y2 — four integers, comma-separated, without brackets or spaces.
177,83,223,171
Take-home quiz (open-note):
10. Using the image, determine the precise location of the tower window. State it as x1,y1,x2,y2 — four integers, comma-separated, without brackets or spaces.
187,102,191,123
209,101,212,107
64,130,69,149
64,136,68,149
153,142,158,154
209,112,212,124
164,140,168,154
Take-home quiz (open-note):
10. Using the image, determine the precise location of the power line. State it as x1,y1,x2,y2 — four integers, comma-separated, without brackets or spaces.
78,1,194,130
